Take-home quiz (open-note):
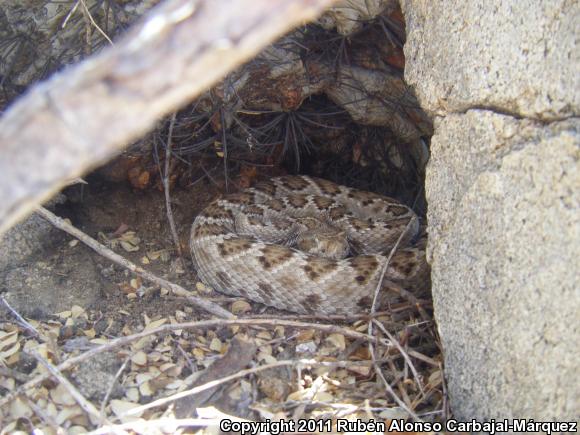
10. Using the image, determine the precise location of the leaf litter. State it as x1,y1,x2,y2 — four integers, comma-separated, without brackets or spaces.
0,283,446,433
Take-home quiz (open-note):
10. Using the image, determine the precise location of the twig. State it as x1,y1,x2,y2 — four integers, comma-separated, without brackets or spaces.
80,0,114,46
199,162,221,188
372,318,424,395
407,349,440,367
176,343,197,374
81,0,93,56
35,206,234,319
163,112,183,260
32,352,104,424
0,296,41,338
369,217,417,315
367,217,421,420
221,108,230,193
61,0,81,29
99,355,131,421
26,397,60,431
0,317,390,409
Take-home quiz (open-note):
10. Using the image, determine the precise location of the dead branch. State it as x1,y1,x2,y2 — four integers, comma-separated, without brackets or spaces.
0,0,336,235
0,296,42,338
35,206,234,319
163,112,183,260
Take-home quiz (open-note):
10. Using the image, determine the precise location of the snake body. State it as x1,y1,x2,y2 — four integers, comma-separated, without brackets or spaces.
190,176,427,314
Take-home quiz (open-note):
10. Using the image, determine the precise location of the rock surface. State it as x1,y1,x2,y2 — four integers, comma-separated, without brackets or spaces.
2,246,103,319
0,213,64,273
0,200,103,318
402,0,579,420
403,0,578,120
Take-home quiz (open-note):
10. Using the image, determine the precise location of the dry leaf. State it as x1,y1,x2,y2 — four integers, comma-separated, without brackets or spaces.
55,405,84,425
0,376,15,391
147,351,163,362
0,336,20,365
110,399,143,419
120,240,139,252
196,282,210,293
9,397,32,419
313,391,333,402
429,369,442,386
139,381,154,397
209,338,223,352
287,389,308,401
160,363,181,377
147,250,163,260
71,305,85,318
296,329,315,342
90,338,110,345
231,300,252,314
144,318,167,331
326,333,346,350
130,278,142,289
133,336,153,350
118,282,134,295
135,373,154,385
117,231,141,251
125,388,140,403
131,351,147,366
56,310,72,319
0,330,18,351
347,364,372,377
256,331,272,341
50,384,76,406
258,345,272,356
192,348,205,360
258,353,277,365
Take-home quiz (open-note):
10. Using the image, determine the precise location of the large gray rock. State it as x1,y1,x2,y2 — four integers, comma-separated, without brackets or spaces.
427,112,579,419
402,0,579,421
403,0,579,120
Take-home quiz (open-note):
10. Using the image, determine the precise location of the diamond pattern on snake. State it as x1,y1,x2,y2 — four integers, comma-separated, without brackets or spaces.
190,176,428,314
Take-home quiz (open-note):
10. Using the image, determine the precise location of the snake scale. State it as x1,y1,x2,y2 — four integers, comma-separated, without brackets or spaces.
190,176,428,314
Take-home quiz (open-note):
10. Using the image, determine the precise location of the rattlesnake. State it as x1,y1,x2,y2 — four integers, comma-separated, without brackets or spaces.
190,176,428,314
